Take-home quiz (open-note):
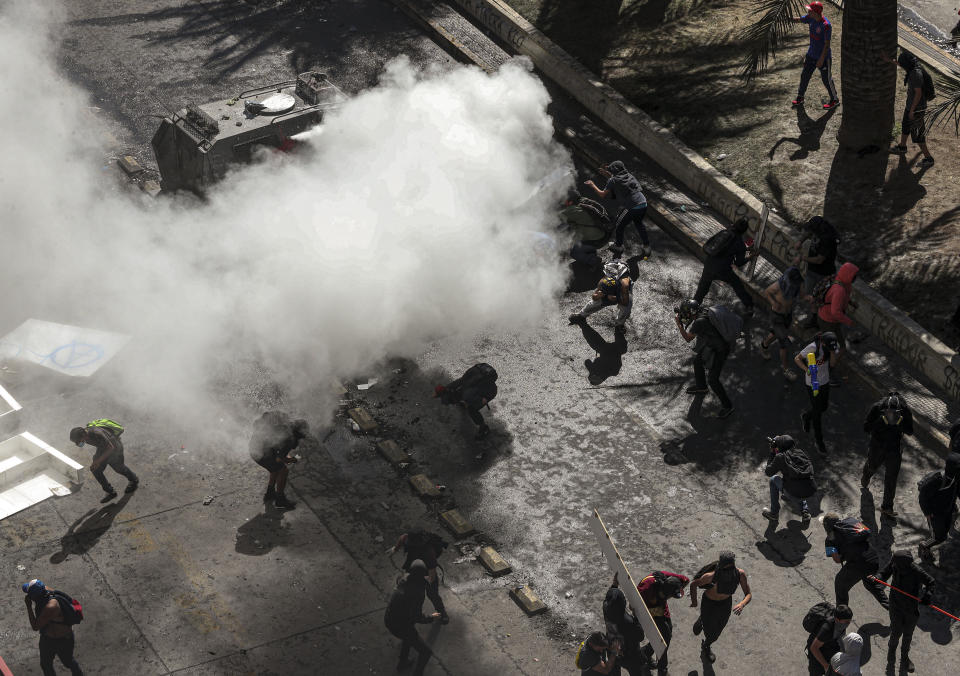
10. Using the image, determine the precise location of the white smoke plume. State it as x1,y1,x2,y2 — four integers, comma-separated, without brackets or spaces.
0,1,573,430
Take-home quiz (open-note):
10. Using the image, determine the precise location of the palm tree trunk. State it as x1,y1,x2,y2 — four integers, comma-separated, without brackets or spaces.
836,0,899,148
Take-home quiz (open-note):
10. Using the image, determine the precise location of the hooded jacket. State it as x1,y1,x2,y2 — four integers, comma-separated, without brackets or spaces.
603,585,644,656
877,550,935,615
918,452,960,515
818,262,858,326
830,632,863,676
604,161,646,209
384,561,430,630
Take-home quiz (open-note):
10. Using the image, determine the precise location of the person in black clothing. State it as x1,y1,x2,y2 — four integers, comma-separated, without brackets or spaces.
693,218,755,313
384,559,440,675
578,631,622,675
248,411,309,510
434,363,498,439
874,549,935,674
806,603,853,676
917,448,960,565
392,529,449,624
69,423,139,503
688,552,752,665
860,392,914,519
603,574,649,675
762,434,816,524
792,216,838,327
675,299,734,418
822,512,889,610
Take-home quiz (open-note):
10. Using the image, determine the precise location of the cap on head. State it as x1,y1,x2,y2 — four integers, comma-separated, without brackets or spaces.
772,434,795,452
22,579,46,599
823,512,841,533
69,427,85,445
834,604,853,621
718,551,736,568
806,1,823,14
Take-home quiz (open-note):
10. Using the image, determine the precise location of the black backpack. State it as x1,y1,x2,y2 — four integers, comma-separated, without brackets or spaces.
782,448,814,480
51,591,84,626
405,529,448,556
703,229,737,258
833,518,871,549
917,470,942,500
811,274,840,307
802,601,835,634
917,66,936,101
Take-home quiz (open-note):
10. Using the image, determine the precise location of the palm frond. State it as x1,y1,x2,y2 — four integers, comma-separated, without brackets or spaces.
738,0,810,82
927,70,960,136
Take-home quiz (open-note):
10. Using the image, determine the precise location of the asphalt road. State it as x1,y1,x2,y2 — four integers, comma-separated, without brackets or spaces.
1,1,958,675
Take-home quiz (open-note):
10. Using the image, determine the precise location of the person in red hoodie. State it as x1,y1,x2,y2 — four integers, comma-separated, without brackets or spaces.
637,571,689,675
817,261,858,384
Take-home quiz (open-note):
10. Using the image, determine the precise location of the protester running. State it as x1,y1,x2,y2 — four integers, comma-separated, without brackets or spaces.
392,529,449,624
688,551,752,665
805,602,853,675
917,446,960,565
384,560,440,675
892,50,935,168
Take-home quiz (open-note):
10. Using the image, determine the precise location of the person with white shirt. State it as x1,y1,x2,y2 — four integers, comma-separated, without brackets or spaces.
794,332,839,455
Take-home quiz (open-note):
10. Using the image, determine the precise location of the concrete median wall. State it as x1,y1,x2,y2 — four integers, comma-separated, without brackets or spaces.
449,0,960,403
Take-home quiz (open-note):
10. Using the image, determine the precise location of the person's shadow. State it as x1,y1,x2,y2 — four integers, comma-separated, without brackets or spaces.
768,105,838,160
235,506,290,556
50,494,133,563
579,322,628,385
757,519,813,567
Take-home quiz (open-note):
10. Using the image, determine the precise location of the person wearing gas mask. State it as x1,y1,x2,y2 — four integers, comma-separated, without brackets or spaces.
822,512,889,610
873,549,935,674
794,331,840,455
384,559,441,675
569,260,632,334
636,570,689,676
763,434,816,524
603,573,650,675
861,392,914,519
688,552,752,665
917,442,960,566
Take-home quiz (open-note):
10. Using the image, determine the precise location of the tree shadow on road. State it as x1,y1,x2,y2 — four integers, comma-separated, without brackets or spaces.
50,494,133,564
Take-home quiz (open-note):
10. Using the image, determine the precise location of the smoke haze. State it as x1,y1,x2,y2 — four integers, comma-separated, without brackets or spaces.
0,1,573,430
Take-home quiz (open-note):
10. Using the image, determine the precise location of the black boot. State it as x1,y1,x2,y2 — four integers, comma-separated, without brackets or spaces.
274,493,296,510
701,640,716,664
263,486,277,502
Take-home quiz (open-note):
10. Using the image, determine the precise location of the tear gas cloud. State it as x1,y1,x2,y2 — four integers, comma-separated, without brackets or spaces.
0,1,573,432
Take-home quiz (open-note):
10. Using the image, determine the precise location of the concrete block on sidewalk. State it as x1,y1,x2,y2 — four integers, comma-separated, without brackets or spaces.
478,545,511,577
510,585,547,616
118,155,144,175
377,440,412,467
409,473,440,498
348,407,378,433
440,508,475,538
141,180,161,197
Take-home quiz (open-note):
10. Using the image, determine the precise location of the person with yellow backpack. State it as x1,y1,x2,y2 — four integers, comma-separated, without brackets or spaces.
69,419,139,503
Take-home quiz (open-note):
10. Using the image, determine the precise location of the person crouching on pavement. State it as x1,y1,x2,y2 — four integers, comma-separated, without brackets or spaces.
69,420,139,504
689,551,752,666
384,560,440,676
569,260,633,334
763,434,816,524
248,411,308,510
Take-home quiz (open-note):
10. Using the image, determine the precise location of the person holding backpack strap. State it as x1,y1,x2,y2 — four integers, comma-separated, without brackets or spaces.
891,50,935,168
860,392,914,519
22,579,84,676
804,602,852,675
675,299,735,418
70,420,139,503
693,218,755,315
763,434,816,523
822,513,889,610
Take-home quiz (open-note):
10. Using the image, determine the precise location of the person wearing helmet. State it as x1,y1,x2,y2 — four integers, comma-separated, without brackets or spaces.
793,332,840,455
790,2,839,109
583,161,651,260
674,298,734,418
384,559,441,675
569,260,633,333
248,411,309,510
917,449,960,565
22,579,83,676
860,392,914,519
69,422,139,504
874,549,935,674
763,434,816,523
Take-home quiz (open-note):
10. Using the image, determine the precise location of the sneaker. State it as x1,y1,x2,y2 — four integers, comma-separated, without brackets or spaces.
800,411,811,433
701,642,716,664
791,96,805,106
762,508,780,523
100,491,118,504
274,495,297,510
783,367,799,382
692,617,702,635
880,507,899,518
686,385,708,395
124,481,139,494
568,313,585,325
264,486,277,502
891,144,907,154
822,99,840,110
440,613,450,625
919,157,935,168
901,657,915,673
